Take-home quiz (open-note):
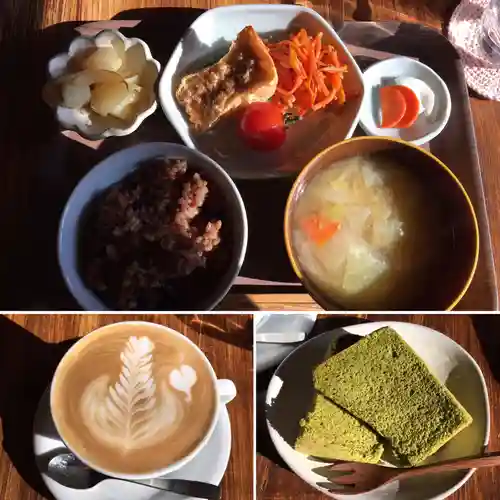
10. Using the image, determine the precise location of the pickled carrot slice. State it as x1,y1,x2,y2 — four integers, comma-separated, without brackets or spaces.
379,86,407,128
301,214,341,246
391,85,420,128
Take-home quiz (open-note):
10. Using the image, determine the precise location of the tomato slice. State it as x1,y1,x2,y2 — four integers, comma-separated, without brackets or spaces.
239,102,286,151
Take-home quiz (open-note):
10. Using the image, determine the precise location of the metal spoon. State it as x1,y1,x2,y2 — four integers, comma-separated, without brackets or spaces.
47,452,221,499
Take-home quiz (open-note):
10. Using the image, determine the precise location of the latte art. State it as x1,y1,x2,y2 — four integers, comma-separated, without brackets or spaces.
170,365,197,403
51,323,216,475
80,336,198,453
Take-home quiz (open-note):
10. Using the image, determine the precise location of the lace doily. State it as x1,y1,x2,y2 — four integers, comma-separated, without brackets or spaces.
448,0,500,100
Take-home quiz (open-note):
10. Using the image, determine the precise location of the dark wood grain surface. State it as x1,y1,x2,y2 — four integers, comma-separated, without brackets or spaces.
0,0,499,311
257,313,500,500
0,313,253,500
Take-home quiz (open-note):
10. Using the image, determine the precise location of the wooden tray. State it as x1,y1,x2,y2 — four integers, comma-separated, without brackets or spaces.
22,15,497,310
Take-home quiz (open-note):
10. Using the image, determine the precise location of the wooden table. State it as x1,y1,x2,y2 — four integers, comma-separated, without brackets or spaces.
0,0,498,312
0,314,253,500
257,313,500,500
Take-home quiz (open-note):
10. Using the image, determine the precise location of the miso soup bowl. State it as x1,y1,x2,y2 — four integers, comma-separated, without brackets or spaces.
284,136,479,311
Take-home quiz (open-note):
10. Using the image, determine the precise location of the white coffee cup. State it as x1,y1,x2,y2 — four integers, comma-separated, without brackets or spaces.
50,321,237,480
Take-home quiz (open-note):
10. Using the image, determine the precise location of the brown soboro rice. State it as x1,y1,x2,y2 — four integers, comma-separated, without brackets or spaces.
80,156,227,309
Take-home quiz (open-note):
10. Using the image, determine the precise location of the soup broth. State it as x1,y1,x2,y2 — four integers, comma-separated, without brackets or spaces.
292,153,439,309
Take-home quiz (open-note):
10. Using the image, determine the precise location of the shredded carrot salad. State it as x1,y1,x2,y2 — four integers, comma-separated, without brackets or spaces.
267,29,348,116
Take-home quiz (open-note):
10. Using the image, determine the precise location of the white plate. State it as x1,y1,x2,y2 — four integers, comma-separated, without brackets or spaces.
33,387,231,500
266,321,490,500
255,313,317,373
359,57,451,145
159,4,364,179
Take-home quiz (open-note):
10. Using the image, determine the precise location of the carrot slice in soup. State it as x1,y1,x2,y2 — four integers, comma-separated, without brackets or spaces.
391,85,420,128
379,86,407,128
301,214,341,246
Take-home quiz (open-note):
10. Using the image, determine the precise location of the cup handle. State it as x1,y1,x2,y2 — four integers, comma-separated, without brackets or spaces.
216,379,237,405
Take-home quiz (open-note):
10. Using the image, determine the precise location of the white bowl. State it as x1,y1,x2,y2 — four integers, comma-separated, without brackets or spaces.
58,142,248,311
266,321,490,500
359,56,452,146
45,29,161,139
158,4,365,179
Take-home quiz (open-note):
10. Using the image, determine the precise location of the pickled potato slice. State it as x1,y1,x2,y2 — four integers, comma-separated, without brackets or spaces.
109,83,143,120
125,74,140,86
73,69,124,87
110,37,126,63
138,61,158,90
68,47,97,73
61,77,91,109
95,31,127,62
91,81,129,116
61,80,92,108
83,46,122,72
119,44,146,78
57,70,126,109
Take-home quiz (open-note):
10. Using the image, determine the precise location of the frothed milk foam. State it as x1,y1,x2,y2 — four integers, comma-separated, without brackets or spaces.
51,323,217,475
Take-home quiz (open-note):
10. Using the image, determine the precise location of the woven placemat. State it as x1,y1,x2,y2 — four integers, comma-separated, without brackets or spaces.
448,0,500,100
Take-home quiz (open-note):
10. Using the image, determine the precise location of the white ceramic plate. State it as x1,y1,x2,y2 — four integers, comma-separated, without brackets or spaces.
159,4,365,179
33,387,231,500
255,313,317,373
266,321,490,500
359,57,451,145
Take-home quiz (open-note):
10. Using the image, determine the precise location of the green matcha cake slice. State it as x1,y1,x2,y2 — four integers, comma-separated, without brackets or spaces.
295,393,384,463
313,327,473,465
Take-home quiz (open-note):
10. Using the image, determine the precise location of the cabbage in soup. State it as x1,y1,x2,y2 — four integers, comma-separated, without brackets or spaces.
292,153,434,309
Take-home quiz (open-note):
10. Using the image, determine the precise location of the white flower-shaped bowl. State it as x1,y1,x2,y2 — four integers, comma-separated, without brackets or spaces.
158,4,365,179
45,29,161,140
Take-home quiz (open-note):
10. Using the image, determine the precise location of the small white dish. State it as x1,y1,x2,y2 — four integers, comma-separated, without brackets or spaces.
255,313,317,372
33,387,231,500
159,4,365,179
266,321,490,500
45,29,160,140
359,57,451,146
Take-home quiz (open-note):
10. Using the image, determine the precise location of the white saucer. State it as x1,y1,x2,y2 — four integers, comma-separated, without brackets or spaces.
359,57,452,145
266,321,490,500
33,387,232,500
